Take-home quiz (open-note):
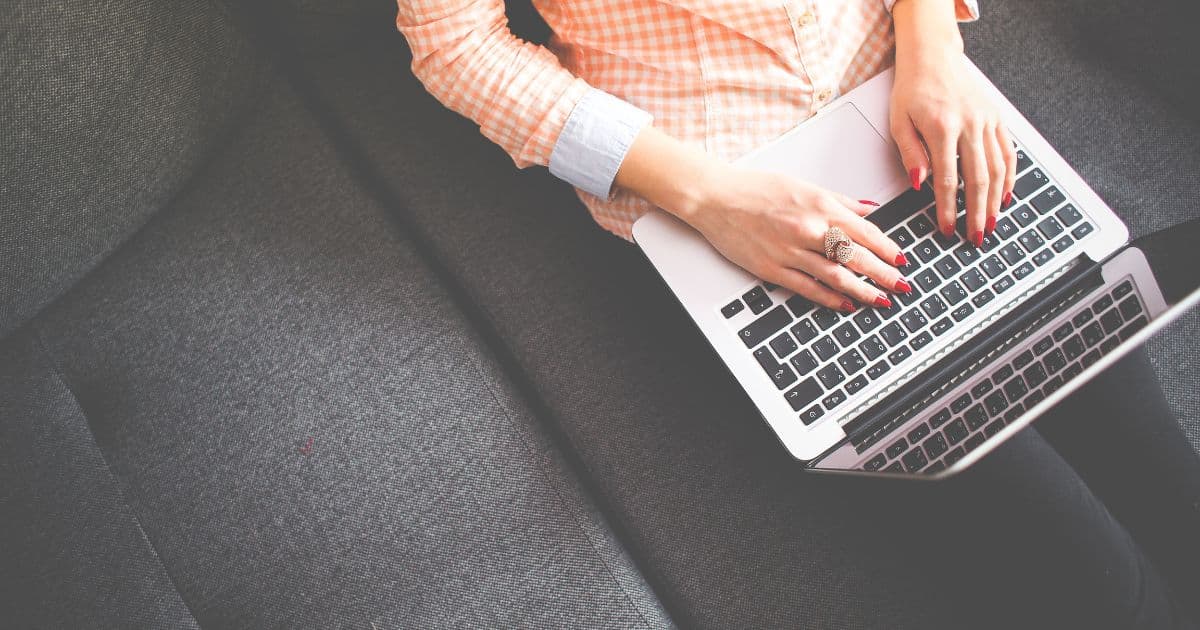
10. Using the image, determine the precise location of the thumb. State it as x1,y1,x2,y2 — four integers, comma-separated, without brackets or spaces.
892,116,930,191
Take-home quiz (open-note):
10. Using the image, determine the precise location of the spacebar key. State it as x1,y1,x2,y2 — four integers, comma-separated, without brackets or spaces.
738,305,792,348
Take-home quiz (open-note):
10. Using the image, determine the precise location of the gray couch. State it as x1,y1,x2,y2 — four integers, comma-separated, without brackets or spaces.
2,1,1196,628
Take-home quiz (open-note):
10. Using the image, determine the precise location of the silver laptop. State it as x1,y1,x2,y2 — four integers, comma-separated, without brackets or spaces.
632,61,1200,478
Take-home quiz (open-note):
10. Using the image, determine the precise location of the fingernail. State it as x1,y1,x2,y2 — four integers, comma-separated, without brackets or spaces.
972,230,984,247
894,278,912,294
909,167,922,191
1002,190,1013,207
942,224,955,238
859,199,880,207
894,253,908,267
874,295,892,308
841,300,856,312
986,215,997,236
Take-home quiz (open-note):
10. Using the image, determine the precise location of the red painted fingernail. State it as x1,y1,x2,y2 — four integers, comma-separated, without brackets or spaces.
895,279,912,294
858,199,880,207
972,230,984,247
942,224,954,238
986,215,997,235
874,295,892,308
909,167,922,191
841,300,856,312
1002,190,1013,207
894,253,908,267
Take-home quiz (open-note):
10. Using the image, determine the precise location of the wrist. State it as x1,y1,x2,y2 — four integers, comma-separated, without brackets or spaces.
892,0,963,71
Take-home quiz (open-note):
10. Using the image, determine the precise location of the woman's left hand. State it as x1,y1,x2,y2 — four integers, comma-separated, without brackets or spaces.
889,1,1016,247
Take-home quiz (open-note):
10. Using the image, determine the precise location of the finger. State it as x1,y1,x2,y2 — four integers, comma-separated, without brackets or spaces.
996,125,1018,217
768,266,854,312
983,123,1007,237
830,191,882,217
929,126,960,239
842,239,908,298
958,129,989,247
791,248,893,309
891,114,930,191
836,208,907,270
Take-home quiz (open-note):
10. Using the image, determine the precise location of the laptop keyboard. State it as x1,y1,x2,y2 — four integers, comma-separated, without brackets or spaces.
720,144,1097,428
861,277,1148,474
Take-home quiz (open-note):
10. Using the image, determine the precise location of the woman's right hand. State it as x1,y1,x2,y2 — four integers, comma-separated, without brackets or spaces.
677,164,911,312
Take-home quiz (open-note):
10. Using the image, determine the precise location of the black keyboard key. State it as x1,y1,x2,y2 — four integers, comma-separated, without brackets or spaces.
1030,186,1065,214
1013,168,1048,199
1073,309,1094,326
1052,235,1074,253
1071,222,1094,240
1018,230,1045,253
1015,148,1033,173
992,275,1016,294
951,303,974,322
909,214,936,237
784,377,822,411
1092,294,1114,314
785,294,815,318
924,432,949,459
980,232,1001,253
791,319,819,344
992,365,1014,383
822,390,847,410
790,350,820,376
896,285,922,307
1118,296,1142,320
813,336,839,361
1119,316,1148,342
800,404,825,425
817,364,846,389
902,448,929,472
1082,349,1102,368
1033,336,1054,355
960,269,987,293
908,423,931,443
914,239,940,263
1032,249,1054,267
964,434,986,452
1053,321,1074,341
934,255,962,279
971,379,994,398
951,393,973,414
885,462,904,473
971,289,995,308
1012,204,1038,227
984,390,1009,416
1113,280,1134,300
1023,363,1048,388
886,438,909,460
965,404,989,430
859,335,887,361
931,317,954,336
738,306,791,348
770,333,798,359
945,419,969,445
888,346,913,365
833,321,861,347
812,307,841,330
1044,348,1067,374
889,226,916,248
880,322,909,347
1043,374,1064,395
920,295,948,319
953,245,980,267
1099,308,1123,335
1003,375,1028,401
845,374,869,395
1063,335,1086,360
944,446,967,465
1056,204,1083,226
930,408,952,428
994,216,1020,241
721,300,745,318
1000,243,1025,265
1013,350,1034,369
866,361,890,380
1081,322,1105,347
984,419,1006,438
1101,337,1120,354
915,268,941,292
742,286,768,310
838,349,867,376
1038,215,1067,239
1012,261,1035,280
934,223,959,250
901,308,928,333
753,346,776,370
910,331,934,350
865,453,887,471
853,309,882,334
980,255,1006,279
939,281,968,305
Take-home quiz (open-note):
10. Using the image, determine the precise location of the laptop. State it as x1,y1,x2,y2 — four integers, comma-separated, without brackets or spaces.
632,61,1200,478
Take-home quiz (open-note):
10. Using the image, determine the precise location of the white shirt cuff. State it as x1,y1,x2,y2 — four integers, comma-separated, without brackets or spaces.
549,88,653,200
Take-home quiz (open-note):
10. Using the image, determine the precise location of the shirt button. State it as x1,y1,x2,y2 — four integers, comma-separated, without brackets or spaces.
816,88,832,102
795,11,814,27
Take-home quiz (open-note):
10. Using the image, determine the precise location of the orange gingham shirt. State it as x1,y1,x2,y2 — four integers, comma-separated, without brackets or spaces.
396,0,979,240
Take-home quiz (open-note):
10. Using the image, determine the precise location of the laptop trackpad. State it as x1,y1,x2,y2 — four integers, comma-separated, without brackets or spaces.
737,103,907,203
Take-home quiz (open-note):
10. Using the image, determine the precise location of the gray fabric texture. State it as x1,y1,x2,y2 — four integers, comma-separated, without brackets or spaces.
0,0,263,340
24,66,672,629
0,329,200,629
265,1,1200,626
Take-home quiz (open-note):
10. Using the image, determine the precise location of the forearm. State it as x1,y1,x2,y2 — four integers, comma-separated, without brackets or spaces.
613,126,726,221
891,0,964,71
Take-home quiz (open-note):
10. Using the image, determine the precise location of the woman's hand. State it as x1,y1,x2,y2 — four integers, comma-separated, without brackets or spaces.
890,0,1016,247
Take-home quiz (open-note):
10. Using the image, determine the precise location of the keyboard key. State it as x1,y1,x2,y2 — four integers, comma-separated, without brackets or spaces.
1119,316,1148,342
1032,336,1054,355
940,281,968,305
859,335,887,361
738,306,791,348
944,446,967,465
1062,361,1084,381
864,453,887,471
951,303,974,322
886,438,909,460
1033,249,1054,267
914,239,940,263
853,309,882,333
945,419,969,445
992,275,1016,294
1052,235,1074,253
1003,375,1028,401
721,300,745,318
880,322,909,347
822,389,847,410
1030,186,1065,214
1015,148,1033,172
920,295,948,319
902,448,929,472
743,286,768,309
984,390,1009,416
885,461,904,473
785,294,815,318
1071,222,1094,240
930,408,952,428
909,214,936,237
980,255,1007,278
1013,168,1048,199
980,232,1001,253
923,434,950,462
784,377,822,411
1012,204,1038,227
845,374,869,395
833,322,861,347
934,255,962,279
953,245,980,266
915,268,941,292
1012,261,1035,280
1043,374,1064,395
965,434,987,452
897,285,922,307
960,269,987,293
1005,403,1026,423
1072,308,1093,328
910,331,934,350
999,243,1025,265
1100,309,1123,335
1113,280,1133,300
1063,334,1086,360
866,360,890,380
994,216,1020,241
901,308,928,333
889,226,916,248
1023,363,1048,388
770,333,798,359
984,419,1006,438
838,349,867,376
1018,230,1045,253
1055,204,1083,226
888,346,913,365
791,319,819,344
1053,321,1075,341
907,423,931,443
931,317,954,336
971,379,994,399
1044,348,1067,374
1081,322,1105,347
1092,294,1114,314
1118,296,1142,320
813,336,839,361
1100,337,1120,354
992,365,1014,383
951,393,973,414
934,224,959,250
965,404,989,430
813,308,841,330
972,289,995,308
1013,350,1034,369
817,364,846,388
790,350,819,376
799,404,825,425
1081,349,1102,368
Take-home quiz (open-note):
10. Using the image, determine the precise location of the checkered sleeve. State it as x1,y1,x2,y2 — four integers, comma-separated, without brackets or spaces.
396,0,590,168
884,0,980,21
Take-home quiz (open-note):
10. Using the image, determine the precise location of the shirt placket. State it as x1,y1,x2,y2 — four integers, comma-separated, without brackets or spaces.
783,0,837,116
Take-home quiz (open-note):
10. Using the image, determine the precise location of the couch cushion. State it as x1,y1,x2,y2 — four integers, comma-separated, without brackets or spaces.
19,66,671,628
